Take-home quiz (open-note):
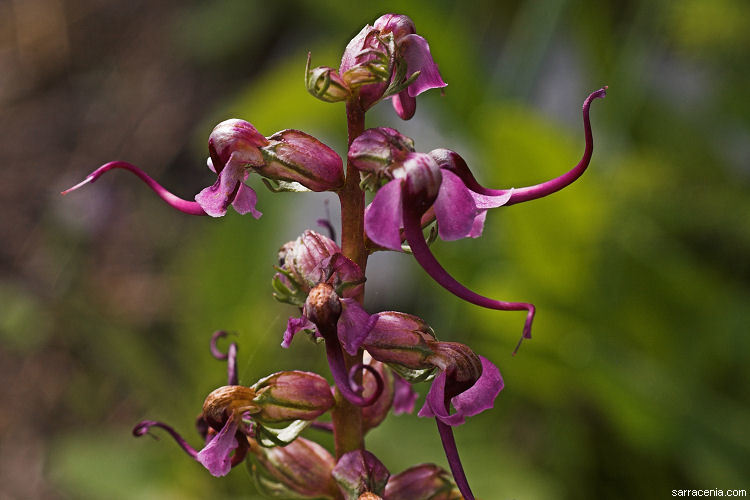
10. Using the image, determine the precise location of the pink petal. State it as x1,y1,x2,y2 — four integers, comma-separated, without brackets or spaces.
364,179,404,251
418,356,503,427
338,298,378,356
433,169,478,241
231,183,262,219
391,89,416,120
399,34,447,98
196,416,239,477
282,315,316,348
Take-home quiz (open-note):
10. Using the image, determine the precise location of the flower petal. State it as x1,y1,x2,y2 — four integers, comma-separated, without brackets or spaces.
391,89,416,120
434,169,478,241
195,155,248,217
417,356,502,427
450,356,503,422
281,315,316,348
338,298,378,356
399,34,447,97
392,374,418,415
231,182,262,218
364,178,404,251
196,416,239,477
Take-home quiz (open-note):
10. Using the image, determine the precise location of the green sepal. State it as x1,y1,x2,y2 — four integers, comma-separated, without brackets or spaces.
262,178,311,193
387,363,436,384
253,419,311,448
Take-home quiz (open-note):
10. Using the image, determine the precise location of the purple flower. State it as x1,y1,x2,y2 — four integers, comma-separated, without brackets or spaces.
63,119,344,219
337,14,446,119
373,14,448,120
349,127,513,250
198,120,344,217
275,231,385,408
134,333,336,478
361,312,503,500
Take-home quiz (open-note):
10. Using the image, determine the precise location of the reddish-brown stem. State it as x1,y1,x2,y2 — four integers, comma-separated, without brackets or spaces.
331,100,368,458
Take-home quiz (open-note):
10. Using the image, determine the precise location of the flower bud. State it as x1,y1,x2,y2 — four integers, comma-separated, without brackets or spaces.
364,312,437,372
306,54,351,103
274,231,365,305
332,450,390,500
383,464,461,500
248,436,340,499
373,14,416,42
251,371,335,424
348,128,415,189
259,129,344,192
202,385,259,430
340,25,395,109
208,119,269,172
397,153,442,209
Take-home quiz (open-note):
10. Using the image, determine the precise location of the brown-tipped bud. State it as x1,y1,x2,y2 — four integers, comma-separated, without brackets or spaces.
251,371,335,424
364,312,437,371
248,436,340,499
383,464,461,500
202,385,259,430
303,283,342,327
259,129,344,192
428,342,483,385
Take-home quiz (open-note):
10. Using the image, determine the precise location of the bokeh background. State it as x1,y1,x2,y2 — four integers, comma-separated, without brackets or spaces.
2,0,749,498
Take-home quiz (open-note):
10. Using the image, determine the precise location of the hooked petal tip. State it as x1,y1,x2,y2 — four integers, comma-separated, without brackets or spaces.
61,175,94,195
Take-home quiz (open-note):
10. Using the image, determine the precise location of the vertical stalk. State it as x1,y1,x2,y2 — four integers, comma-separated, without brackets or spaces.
331,100,368,458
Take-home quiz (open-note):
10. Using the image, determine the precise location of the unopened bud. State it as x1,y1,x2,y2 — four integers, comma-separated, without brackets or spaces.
251,371,335,424
383,464,460,500
260,129,344,192
373,14,416,42
248,436,340,499
307,54,351,103
364,312,437,372
332,450,390,500
348,128,415,187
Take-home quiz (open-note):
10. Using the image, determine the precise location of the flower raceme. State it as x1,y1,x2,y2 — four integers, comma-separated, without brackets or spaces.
62,119,344,218
307,13,446,119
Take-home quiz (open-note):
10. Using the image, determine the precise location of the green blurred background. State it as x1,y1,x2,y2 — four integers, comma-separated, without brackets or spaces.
1,0,749,498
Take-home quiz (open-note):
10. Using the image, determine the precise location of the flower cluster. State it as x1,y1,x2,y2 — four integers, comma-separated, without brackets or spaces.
65,12,605,499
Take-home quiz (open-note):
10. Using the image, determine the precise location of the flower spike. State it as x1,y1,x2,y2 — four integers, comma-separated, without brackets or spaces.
434,87,608,205
402,201,535,353
61,161,207,215
209,330,238,385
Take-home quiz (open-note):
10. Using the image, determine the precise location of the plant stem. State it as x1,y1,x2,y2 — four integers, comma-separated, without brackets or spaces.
331,100,367,458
